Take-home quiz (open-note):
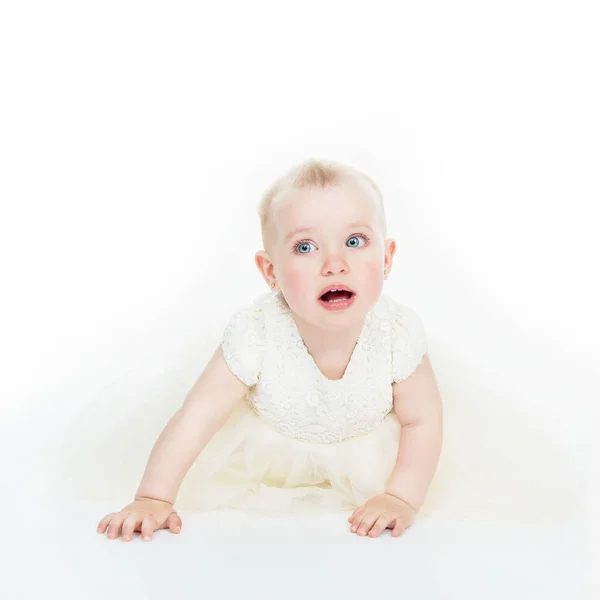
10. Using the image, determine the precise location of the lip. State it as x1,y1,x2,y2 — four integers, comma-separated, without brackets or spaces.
318,294,356,311
317,283,356,299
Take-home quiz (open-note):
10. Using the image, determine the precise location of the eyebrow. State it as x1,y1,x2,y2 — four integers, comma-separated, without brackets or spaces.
284,222,374,243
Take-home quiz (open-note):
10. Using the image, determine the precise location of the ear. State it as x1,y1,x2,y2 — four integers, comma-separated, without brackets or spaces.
255,250,277,289
384,239,396,277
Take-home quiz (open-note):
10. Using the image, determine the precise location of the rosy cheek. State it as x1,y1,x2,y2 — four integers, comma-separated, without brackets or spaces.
366,262,383,285
280,264,306,298
362,263,385,297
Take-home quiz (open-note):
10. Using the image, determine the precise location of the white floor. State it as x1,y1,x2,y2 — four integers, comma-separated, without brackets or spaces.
2,422,598,600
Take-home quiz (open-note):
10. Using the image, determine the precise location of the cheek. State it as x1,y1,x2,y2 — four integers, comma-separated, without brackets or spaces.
362,261,385,297
280,262,308,298
365,261,384,285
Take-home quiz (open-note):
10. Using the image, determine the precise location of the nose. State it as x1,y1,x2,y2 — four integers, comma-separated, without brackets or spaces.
321,253,350,276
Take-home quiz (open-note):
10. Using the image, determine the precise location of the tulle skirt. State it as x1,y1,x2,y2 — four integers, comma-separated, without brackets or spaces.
178,400,406,514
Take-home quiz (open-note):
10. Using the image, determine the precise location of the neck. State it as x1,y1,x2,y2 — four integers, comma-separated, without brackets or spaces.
291,313,366,357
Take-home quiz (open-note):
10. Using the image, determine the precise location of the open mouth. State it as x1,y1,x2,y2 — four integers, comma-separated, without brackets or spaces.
319,290,356,303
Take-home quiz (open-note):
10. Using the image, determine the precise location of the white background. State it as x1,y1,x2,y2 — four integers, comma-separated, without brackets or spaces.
1,1,598,598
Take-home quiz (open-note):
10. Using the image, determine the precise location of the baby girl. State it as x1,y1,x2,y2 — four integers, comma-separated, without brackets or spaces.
96,158,443,541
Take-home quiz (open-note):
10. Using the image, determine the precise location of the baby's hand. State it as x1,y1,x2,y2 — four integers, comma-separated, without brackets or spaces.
97,497,182,542
348,493,416,538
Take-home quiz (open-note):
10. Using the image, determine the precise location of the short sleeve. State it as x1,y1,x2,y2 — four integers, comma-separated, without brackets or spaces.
391,305,428,384
220,304,265,387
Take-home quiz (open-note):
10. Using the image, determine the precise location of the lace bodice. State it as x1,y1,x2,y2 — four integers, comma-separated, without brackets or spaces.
220,290,427,444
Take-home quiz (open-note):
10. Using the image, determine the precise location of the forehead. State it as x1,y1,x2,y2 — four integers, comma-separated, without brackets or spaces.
273,180,380,238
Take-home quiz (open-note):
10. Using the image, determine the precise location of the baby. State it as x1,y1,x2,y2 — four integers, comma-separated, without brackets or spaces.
96,158,444,541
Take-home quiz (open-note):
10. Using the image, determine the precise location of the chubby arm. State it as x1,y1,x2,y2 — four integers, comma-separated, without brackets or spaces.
134,345,250,505
385,353,443,511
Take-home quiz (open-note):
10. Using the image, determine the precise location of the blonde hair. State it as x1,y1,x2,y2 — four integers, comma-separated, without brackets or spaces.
257,158,387,251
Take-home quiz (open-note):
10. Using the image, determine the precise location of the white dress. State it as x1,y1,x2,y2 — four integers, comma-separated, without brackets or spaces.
171,289,433,514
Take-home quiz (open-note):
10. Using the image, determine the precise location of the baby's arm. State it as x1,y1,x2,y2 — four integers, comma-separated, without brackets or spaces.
385,353,443,511
134,345,250,505
348,353,443,538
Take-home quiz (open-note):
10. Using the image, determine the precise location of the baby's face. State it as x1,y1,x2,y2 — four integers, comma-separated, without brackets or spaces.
257,179,396,329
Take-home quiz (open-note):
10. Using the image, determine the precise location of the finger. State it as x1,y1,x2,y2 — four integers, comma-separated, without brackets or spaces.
121,515,141,542
97,513,116,533
167,513,182,534
392,519,406,537
106,515,126,539
368,515,390,538
141,517,157,542
350,510,365,532
356,513,378,536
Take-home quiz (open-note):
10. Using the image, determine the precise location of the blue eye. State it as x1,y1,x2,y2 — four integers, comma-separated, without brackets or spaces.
295,241,316,254
347,235,367,248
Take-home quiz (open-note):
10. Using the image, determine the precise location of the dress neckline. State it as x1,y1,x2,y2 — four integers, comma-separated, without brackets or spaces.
272,291,374,385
